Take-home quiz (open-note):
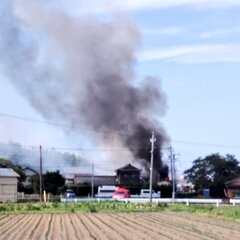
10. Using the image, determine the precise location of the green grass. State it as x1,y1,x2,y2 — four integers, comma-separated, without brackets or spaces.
0,201,167,214
168,204,240,220
1,202,240,221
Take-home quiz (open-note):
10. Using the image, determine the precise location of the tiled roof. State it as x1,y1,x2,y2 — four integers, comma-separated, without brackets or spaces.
116,164,141,172
0,168,20,177
65,174,116,179
225,177,240,187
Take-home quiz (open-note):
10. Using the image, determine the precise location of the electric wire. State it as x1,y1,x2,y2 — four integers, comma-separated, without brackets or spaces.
1,111,240,150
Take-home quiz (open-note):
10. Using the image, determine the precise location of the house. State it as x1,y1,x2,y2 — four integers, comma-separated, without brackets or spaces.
225,177,240,198
116,163,141,185
0,168,19,202
22,167,38,187
65,163,141,187
65,173,116,186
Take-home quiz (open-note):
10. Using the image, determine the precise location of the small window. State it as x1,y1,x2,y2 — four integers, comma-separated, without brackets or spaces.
100,190,115,193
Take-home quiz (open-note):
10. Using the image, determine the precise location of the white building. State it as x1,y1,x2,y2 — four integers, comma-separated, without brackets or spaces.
0,168,19,202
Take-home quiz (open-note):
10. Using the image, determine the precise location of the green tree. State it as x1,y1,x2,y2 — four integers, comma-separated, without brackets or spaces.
44,171,65,194
29,171,65,194
184,153,240,197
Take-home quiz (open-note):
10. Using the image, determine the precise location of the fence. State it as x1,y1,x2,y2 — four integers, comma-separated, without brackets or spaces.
17,193,60,202
229,199,240,206
61,197,223,206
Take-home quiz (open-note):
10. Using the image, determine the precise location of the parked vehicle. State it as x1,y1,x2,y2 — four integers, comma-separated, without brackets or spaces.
112,187,130,200
64,189,76,198
139,189,161,198
131,189,161,198
95,185,117,198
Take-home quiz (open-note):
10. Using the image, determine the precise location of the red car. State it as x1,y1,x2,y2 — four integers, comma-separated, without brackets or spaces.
112,187,130,200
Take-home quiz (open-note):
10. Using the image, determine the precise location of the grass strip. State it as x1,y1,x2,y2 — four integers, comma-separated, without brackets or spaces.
0,202,240,221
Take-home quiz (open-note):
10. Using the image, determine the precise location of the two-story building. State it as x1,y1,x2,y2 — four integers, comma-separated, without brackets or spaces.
65,163,142,187
116,163,141,185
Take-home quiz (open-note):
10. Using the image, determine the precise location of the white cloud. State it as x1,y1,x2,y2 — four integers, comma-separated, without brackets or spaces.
139,43,240,64
53,0,240,15
143,26,185,36
199,27,240,39
86,0,240,12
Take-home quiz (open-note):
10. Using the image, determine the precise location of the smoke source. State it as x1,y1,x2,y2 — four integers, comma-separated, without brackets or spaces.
0,0,169,179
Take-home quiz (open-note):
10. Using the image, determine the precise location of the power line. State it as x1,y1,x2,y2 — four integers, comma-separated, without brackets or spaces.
172,140,240,149
0,112,130,136
1,112,240,150
0,112,67,128
0,141,170,152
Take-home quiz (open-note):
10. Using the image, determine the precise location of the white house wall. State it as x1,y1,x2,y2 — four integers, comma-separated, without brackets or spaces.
0,177,18,202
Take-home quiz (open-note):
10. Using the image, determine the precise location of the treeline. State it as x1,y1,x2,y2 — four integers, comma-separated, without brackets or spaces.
0,141,86,171
184,153,240,198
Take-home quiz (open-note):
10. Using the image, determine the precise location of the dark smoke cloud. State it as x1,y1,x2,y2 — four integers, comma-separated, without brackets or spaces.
0,0,169,179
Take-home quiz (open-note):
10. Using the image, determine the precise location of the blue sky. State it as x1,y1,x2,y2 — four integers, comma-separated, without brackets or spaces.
1,0,240,176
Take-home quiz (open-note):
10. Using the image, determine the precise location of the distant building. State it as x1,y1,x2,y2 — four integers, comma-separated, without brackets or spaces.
65,163,142,187
176,176,194,192
225,177,240,198
22,167,38,187
116,163,141,185
65,173,116,186
0,168,19,202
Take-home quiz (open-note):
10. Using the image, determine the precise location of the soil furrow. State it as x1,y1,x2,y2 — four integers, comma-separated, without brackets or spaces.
24,214,44,240
147,212,240,240
109,213,172,240
6,214,37,240
60,213,79,240
0,215,16,231
138,213,215,240
78,213,111,240
86,213,126,240
31,214,52,240
0,214,28,239
70,213,94,240
0,211,240,240
66,213,81,240
47,214,62,240
99,213,148,240
165,211,240,230
120,212,204,240
92,213,131,239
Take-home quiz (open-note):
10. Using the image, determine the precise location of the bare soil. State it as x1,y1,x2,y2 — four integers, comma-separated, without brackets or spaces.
0,211,240,240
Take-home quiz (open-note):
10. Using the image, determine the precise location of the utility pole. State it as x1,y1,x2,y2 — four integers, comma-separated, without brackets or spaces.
149,131,156,203
169,147,176,203
91,161,94,198
39,145,43,202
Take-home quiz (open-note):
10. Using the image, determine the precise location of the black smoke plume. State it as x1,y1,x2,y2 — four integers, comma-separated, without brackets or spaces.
0,0,169,178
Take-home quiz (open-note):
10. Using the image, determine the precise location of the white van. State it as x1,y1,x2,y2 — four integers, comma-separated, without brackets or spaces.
139,189,161,198
95,185,117,198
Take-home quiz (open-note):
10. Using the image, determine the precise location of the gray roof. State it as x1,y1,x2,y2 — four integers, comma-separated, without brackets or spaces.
0,168,20,177
116,164,141,172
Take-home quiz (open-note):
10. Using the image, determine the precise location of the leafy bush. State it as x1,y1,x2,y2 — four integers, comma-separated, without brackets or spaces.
1,202,239,220
88,205,97,212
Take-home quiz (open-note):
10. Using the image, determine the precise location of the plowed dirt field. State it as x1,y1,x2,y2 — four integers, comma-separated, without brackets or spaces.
0,211,239,240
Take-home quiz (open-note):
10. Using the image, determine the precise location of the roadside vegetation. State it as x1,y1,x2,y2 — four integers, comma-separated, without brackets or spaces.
1,202,240,220
0,201,166,214
168,204,240,220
